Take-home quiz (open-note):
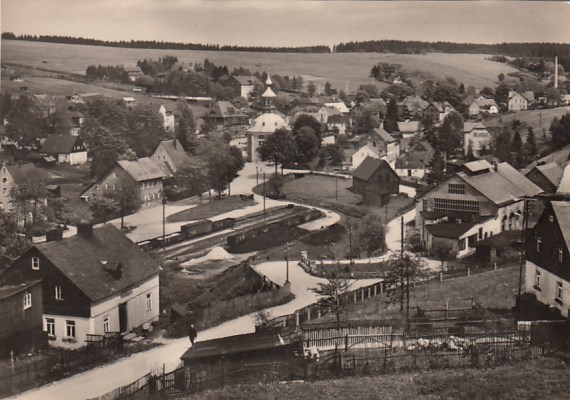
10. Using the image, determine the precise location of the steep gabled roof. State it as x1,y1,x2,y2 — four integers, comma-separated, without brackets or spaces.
36,225,160,302
117,157,166,182
208,101,246,118
372,127,396,143
0,280,42,301
353,157,393,182
41,135,82,154
552,201,570,253
155,139,192,171
395,154,425,169
456,161,542,206
533,162,564,187
232,75,262,86
557,163,570,194
426,220,481,239
5,163,40,184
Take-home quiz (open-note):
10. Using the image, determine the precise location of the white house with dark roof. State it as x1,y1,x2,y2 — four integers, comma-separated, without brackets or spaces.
158,103,179,132
81,157,166,207
508,92,530,112
229,75,263,100
525,162,564,194
468,97,498,117
40,135,87,165
416,160,543,254
150,139,192,177
1,224,160,349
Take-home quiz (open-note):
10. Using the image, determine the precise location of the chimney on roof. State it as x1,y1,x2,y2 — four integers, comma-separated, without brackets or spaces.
491,160,498,172
77,221,94,238
101,261,122,280
46,226,64,242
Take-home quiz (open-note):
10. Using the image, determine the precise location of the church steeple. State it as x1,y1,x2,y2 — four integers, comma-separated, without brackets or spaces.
261,73,276,111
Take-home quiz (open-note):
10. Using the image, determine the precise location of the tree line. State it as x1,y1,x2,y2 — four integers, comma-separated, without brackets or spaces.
1,33,330,53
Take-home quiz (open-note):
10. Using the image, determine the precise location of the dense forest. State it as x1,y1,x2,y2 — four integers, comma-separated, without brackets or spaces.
0,33,330,53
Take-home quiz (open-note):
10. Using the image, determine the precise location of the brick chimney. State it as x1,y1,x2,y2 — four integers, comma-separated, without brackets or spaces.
77,221,94,238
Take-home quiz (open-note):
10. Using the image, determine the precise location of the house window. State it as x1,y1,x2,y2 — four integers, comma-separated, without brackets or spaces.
559,247,564,264
105,183,109,190
103,317,109,333
448,183,466,195
66,320,76,339
536,237,542,253
23,292,32,310
556,282,563,303
549,215,554,222
46,318,55,336
146,293,152,311
459,238,466,251
31,257,40,270
433,198,479,213
55,285,63,300
95,184,100,191
534,270,541,290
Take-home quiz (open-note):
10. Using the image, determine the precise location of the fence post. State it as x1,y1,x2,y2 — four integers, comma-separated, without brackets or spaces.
368,287,371,298
307,308,311,321
380,283,383,294
361,290,365,301
445,300,449,322
345,333,349,352
354,292,357,302
318,309,322,319
494,262,497,270
374,285,377,296
439,272,443,282
295,311,300,327
467,268,471,277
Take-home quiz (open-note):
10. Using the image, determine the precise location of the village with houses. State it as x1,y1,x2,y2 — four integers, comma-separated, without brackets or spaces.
1,2,570,399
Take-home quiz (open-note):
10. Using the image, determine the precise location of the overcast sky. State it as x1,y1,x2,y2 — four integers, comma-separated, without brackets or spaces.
2,1,569,47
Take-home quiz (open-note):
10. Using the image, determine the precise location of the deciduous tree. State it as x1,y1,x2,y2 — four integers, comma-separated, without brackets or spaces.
293,126,320,165
384,251,427,319
258,128,297,173
357,211,386,257
311,271,352,329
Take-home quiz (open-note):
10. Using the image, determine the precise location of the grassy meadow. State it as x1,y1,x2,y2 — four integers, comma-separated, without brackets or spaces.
2,40,520,90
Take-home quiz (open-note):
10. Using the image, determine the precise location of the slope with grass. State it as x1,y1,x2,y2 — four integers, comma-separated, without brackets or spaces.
176,357,570,400
2,40,519,90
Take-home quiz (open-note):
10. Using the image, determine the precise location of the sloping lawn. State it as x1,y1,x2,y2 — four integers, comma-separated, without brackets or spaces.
177,357,570,400
282,175,361,204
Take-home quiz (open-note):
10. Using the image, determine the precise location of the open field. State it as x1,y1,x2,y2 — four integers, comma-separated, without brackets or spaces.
282,175,361,205
2,40,520,90
166,195,256,222
179,357,570,400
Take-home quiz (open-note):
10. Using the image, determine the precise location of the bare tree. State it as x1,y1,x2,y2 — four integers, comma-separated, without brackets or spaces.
311,271,352,329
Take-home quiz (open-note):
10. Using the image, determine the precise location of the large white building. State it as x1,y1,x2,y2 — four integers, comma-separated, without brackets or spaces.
246,75,288,162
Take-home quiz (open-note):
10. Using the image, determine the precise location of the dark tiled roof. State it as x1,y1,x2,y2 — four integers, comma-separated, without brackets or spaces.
535,162,564,187
156,140,192,170
552,201,570,252
372,128,396,143
426,221,481,239
0,280,42,301
41,135,82,154
232,75,262,86
6,163,40,184
395,154,424,169
353,157,391,182
475,230,523,249
37,225,160,302
118,157,166,182
181,331,294,361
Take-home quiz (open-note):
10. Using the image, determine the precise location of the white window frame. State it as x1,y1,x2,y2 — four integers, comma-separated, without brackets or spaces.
103,317,110,333
146,293,152,311
534,270,541,289
556,281,563,301
55,285,63,300
46,318,55,336
536,237,542,253
23,292,32,309
66,320,76,339
559,247,564,264
31,257,40,270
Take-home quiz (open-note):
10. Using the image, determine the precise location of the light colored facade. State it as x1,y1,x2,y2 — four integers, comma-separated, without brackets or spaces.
464,122,492,157
351,144,384,170
158,104,176,132
43,275,159,349
508,93,528,112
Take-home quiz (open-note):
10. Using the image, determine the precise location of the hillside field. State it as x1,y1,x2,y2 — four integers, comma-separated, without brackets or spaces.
1,40,520,91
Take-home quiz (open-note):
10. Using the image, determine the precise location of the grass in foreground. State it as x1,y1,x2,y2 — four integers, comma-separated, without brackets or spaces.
166,196,256,222
177,357,570,400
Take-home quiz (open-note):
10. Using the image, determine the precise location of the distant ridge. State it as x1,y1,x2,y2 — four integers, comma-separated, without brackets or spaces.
2,32,569,61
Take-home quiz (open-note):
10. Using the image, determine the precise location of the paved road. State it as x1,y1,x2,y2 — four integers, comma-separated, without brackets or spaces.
11,262,378,400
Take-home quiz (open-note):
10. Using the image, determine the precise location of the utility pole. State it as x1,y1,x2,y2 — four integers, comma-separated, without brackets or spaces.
256,166,259,186
517,198,530,321
348,218,353,264
285,225,289,284
335,176,338,201
162,189,167,256
263,171,266,221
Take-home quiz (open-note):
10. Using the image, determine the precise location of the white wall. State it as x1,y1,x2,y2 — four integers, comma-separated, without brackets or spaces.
90,275,160,334
396,167,425,179
456,217,500,258
44,314,90,350
525,261,570,318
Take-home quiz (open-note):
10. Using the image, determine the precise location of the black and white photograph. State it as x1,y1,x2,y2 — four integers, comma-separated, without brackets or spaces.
1,1,570,399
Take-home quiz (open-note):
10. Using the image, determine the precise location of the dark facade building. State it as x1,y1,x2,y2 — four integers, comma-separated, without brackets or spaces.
524,200,570,318
525,162,564,194
0,280,46,357
351,157,400,206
